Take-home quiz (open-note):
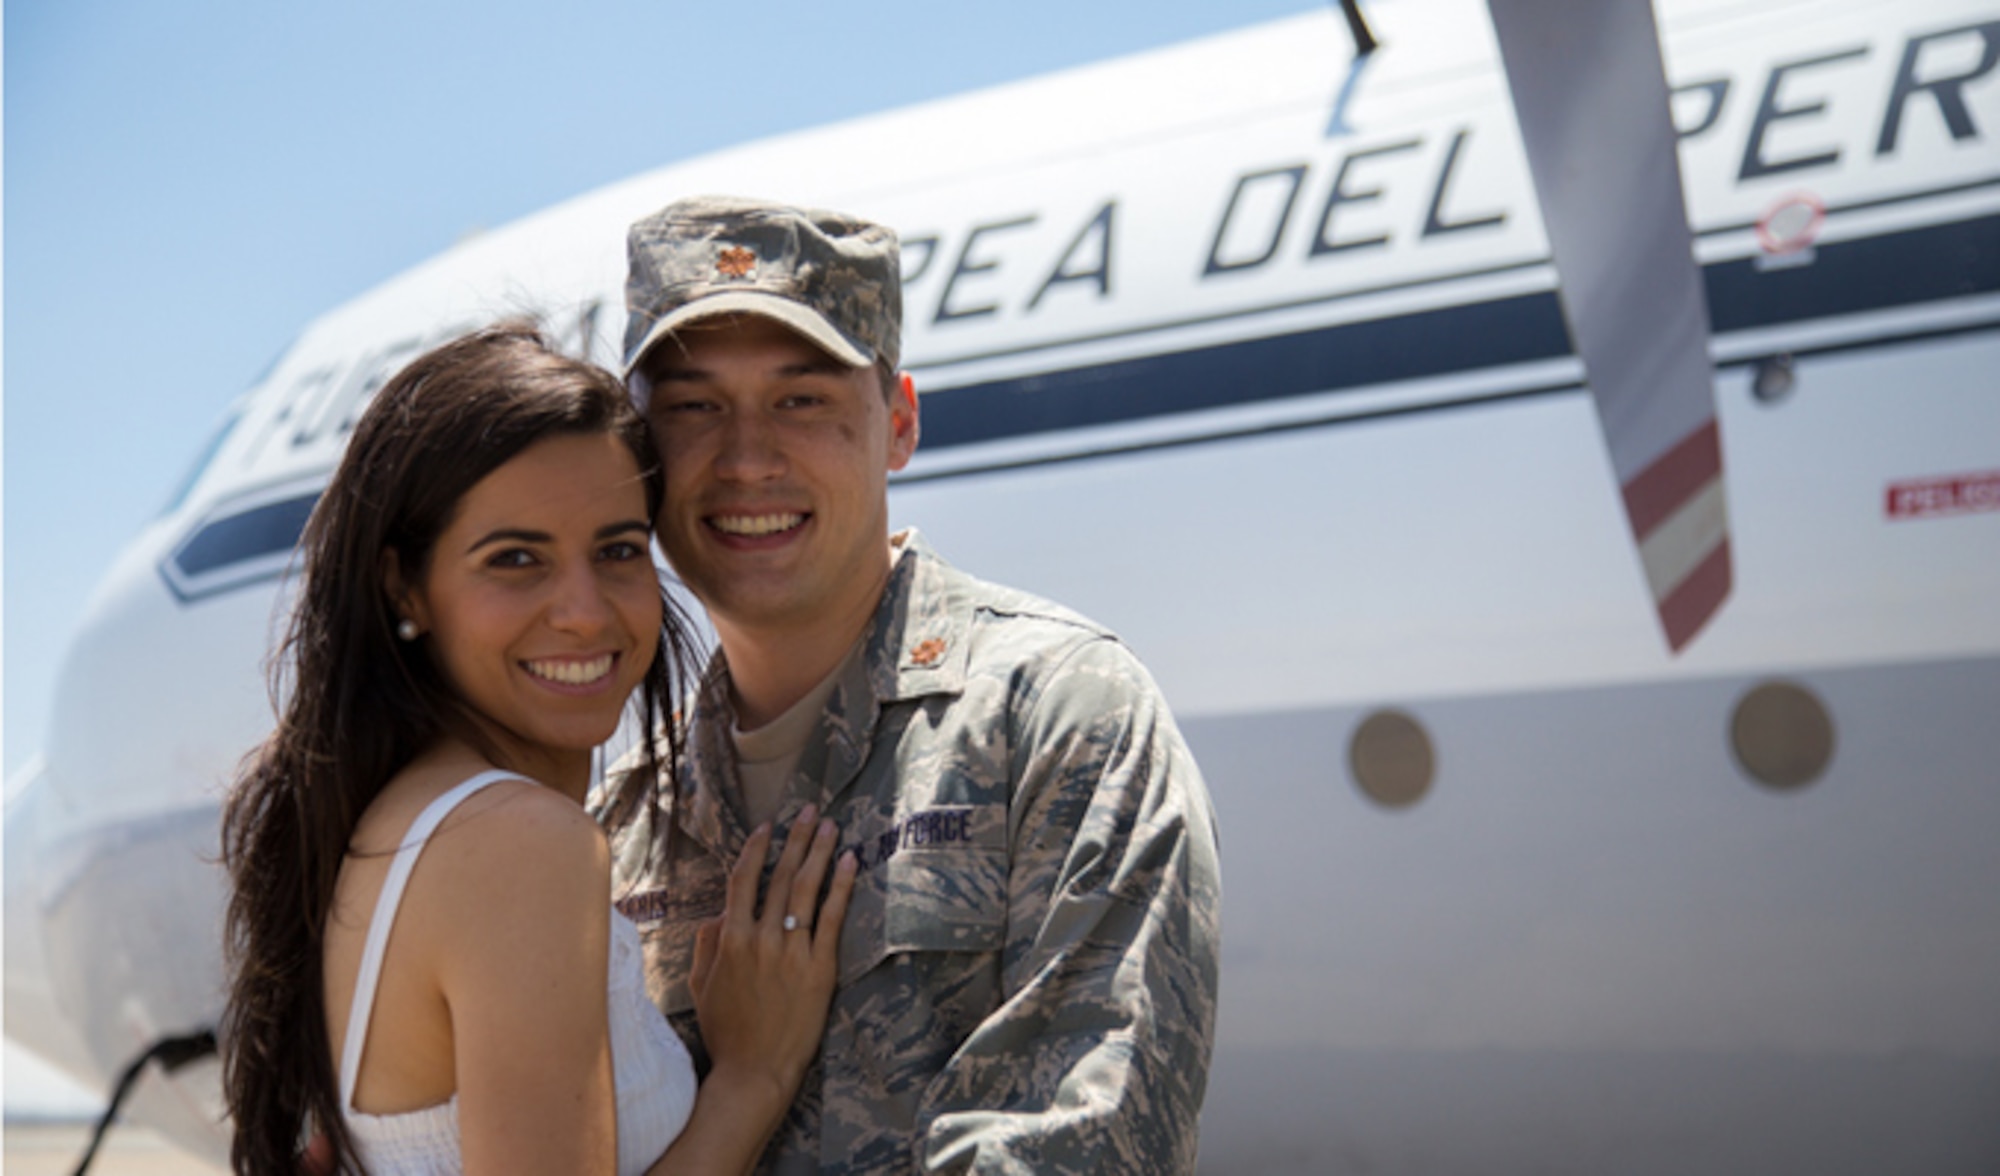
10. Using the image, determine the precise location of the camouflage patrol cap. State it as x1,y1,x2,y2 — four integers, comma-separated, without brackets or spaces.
622,195,901,399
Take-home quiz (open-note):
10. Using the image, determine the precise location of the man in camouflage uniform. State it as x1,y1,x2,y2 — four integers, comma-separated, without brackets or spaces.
602,195,1221,1174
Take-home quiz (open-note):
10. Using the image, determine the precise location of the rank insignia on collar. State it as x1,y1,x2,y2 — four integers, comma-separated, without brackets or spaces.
715,245,756,279
909,638,947,667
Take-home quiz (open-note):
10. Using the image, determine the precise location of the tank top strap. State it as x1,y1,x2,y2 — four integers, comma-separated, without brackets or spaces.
338,769,531,1112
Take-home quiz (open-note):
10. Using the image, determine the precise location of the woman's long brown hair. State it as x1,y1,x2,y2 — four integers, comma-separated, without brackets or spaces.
218,323,695,1174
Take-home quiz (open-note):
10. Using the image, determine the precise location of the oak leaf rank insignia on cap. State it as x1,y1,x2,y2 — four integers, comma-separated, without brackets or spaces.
715,246,756,279
620,195,904,397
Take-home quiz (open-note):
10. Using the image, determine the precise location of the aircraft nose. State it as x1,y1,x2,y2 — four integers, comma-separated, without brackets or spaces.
3,760,97,1082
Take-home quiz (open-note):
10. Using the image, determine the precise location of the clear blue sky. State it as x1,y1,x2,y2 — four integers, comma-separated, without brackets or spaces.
4,0,1323,1114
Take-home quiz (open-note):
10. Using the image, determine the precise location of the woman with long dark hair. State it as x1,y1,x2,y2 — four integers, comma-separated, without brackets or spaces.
220,323,853,1174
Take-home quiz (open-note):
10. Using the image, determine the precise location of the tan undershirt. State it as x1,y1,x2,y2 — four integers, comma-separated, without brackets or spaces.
729,540,904,830
730,642,855,831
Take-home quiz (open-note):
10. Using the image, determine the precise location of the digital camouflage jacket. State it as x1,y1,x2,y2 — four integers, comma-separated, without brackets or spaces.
601,531,1221,1174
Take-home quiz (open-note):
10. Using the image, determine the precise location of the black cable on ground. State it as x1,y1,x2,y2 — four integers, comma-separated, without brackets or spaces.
69,1028,217,1176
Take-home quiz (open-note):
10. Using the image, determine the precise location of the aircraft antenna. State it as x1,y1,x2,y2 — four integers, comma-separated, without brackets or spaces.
1336,0,1379,56
1324,0,1380,136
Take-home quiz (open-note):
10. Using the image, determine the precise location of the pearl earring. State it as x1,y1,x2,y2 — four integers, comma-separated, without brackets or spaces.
397,619,420,642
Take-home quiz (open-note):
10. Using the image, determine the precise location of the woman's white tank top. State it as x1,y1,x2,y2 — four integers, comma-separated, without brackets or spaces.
338,770,696,1174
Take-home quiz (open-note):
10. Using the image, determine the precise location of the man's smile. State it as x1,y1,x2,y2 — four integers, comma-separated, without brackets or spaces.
709,511,808,538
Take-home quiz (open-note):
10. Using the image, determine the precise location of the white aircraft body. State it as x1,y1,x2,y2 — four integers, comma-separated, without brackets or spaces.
8,0,1999,1170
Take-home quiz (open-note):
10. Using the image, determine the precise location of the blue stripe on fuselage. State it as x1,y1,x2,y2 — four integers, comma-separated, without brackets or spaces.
161,210,2000,600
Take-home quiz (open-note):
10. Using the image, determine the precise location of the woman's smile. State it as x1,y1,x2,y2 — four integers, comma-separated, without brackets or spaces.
522,652,620,690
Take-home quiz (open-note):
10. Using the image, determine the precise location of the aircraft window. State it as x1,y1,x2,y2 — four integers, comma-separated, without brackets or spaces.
1729,680,1835,791
173,495,317,578
1752,353,1797,404
1348,709,1435,809
161,489,322,603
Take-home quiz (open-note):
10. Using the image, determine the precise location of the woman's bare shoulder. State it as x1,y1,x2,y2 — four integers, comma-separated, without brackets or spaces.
423,776,607,890
356,753,606,866
358,762,610,964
